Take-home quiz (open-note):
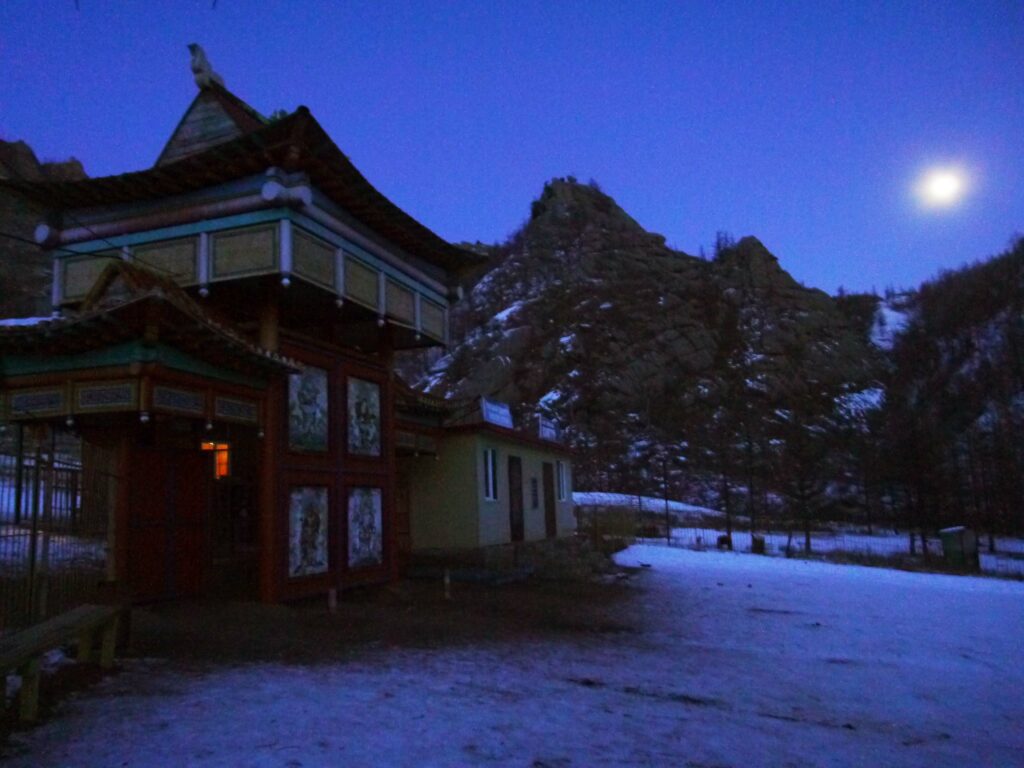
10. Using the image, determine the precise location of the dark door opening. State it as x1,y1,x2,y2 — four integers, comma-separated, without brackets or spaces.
205,434,259,600
128,445,205,601
543,462,557,539
508,456,524,543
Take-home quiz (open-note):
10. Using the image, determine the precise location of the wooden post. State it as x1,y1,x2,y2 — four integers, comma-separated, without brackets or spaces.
13,423,24,525
257,383,280,603
35,435,57,622
259,287,280,352
443,568,451,601
99,615,119,668
18,656,41,722
77,626,95,663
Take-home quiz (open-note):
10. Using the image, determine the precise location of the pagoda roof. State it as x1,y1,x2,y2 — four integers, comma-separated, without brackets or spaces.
2,101,483,277
0,261,298,379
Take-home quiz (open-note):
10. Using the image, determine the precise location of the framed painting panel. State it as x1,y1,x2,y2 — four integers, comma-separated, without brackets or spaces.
288,367,329,452
347,377,381,456
288,486,329,577
347,487,383,569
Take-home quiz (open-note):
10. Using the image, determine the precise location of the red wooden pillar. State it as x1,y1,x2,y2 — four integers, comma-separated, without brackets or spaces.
258,382,282,602
381,332,399,584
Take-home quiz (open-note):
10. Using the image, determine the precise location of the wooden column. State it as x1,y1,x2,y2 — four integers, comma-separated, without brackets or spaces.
258,383,282,602
380,328,399,583
259,286,280,352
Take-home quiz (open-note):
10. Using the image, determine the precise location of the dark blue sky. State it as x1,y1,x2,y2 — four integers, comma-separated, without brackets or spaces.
2,1,1021,294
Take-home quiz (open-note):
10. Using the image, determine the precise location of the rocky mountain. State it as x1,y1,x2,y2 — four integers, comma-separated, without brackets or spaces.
0,140,87,316
408,178,883,506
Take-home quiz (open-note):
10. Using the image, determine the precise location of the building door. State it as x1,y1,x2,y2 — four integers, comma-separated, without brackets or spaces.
205,438,259,599
543,462,557,539
128,445,206,601
508,455,524,543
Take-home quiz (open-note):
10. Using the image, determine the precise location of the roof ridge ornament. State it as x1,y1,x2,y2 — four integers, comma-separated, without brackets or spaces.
188,43,225,89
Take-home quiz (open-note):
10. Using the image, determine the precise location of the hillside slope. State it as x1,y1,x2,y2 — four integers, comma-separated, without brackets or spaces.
0,140,87,316
416,178,881,495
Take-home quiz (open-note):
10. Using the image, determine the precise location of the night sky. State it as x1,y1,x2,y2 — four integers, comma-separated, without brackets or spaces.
1,1,1021,294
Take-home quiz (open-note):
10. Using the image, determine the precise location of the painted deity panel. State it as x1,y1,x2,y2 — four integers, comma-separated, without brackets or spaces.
288,367,328,452
288,486,328,577
348,487,383,569
347,378,381,456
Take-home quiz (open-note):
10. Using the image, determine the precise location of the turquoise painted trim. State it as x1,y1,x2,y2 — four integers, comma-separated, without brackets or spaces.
307,188,448,285
57,208,292,256
1,340,267,387
56,208,448,307
286,211,448,306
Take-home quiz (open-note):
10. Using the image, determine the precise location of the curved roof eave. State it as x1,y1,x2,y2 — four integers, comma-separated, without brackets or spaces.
1,108,486,278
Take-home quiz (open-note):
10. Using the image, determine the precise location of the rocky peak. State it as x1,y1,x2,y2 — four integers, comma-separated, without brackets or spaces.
0,139,86,183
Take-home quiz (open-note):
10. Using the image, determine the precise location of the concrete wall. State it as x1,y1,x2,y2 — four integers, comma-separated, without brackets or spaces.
406,429,574,552
404,432,479,550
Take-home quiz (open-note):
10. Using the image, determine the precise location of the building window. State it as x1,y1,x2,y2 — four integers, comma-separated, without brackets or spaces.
483,448,498,501
531,478,539,509
556,461,567,501
201,441,231,479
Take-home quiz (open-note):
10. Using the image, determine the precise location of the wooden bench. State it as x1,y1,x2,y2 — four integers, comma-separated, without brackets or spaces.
0,603,128,722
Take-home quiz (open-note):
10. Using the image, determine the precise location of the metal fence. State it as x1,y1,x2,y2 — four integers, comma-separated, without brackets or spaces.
1,426,115,634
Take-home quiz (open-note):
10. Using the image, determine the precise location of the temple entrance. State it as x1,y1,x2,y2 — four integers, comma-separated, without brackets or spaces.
205,432,259,600
127,443,206,602
126,423,261,602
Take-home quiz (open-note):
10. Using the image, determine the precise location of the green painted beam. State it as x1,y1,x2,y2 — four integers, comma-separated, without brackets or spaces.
1,341,268,387
58,208,291,255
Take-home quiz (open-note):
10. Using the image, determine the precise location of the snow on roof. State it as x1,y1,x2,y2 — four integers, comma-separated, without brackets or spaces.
0,316,51,327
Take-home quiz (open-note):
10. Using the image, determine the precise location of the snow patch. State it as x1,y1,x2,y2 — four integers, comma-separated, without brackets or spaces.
574,491,722,518
871,302,910,350
491,301,524,323
0,316,50,327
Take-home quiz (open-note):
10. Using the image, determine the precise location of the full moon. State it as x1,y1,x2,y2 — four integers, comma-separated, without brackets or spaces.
917,167,966,208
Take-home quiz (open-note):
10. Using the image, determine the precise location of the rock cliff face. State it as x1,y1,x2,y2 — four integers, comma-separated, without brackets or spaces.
0,140,87,316
408,178,881,492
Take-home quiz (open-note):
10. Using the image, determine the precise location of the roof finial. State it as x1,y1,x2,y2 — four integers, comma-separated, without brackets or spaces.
188,43,225,89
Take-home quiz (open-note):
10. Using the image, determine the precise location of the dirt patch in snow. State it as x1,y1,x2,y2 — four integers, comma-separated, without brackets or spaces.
127,576,643,664
3,573,642,742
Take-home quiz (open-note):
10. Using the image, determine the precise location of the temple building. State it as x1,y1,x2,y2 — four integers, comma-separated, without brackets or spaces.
0,51,487,613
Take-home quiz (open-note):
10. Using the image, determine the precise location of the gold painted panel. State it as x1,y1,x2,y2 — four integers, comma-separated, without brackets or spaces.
421,300,445,340
293,230,335,289
345,258,379,309
212,225,277,279
133,239,197,283
75,381,138,412
63,254,117,300
385,280,415,323
152,386,205,416
214,396,258,424
9,388,64,419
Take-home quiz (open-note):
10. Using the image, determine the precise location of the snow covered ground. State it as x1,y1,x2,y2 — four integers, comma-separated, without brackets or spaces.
667,526,948,558
5,545,1024,767
574,491,721,518
664,527,1024,576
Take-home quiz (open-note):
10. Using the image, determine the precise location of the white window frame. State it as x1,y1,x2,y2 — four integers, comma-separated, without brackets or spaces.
483,448,498,501
556,461,567,501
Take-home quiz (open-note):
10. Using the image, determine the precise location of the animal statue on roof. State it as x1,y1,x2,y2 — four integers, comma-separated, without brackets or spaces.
188,43,225,88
